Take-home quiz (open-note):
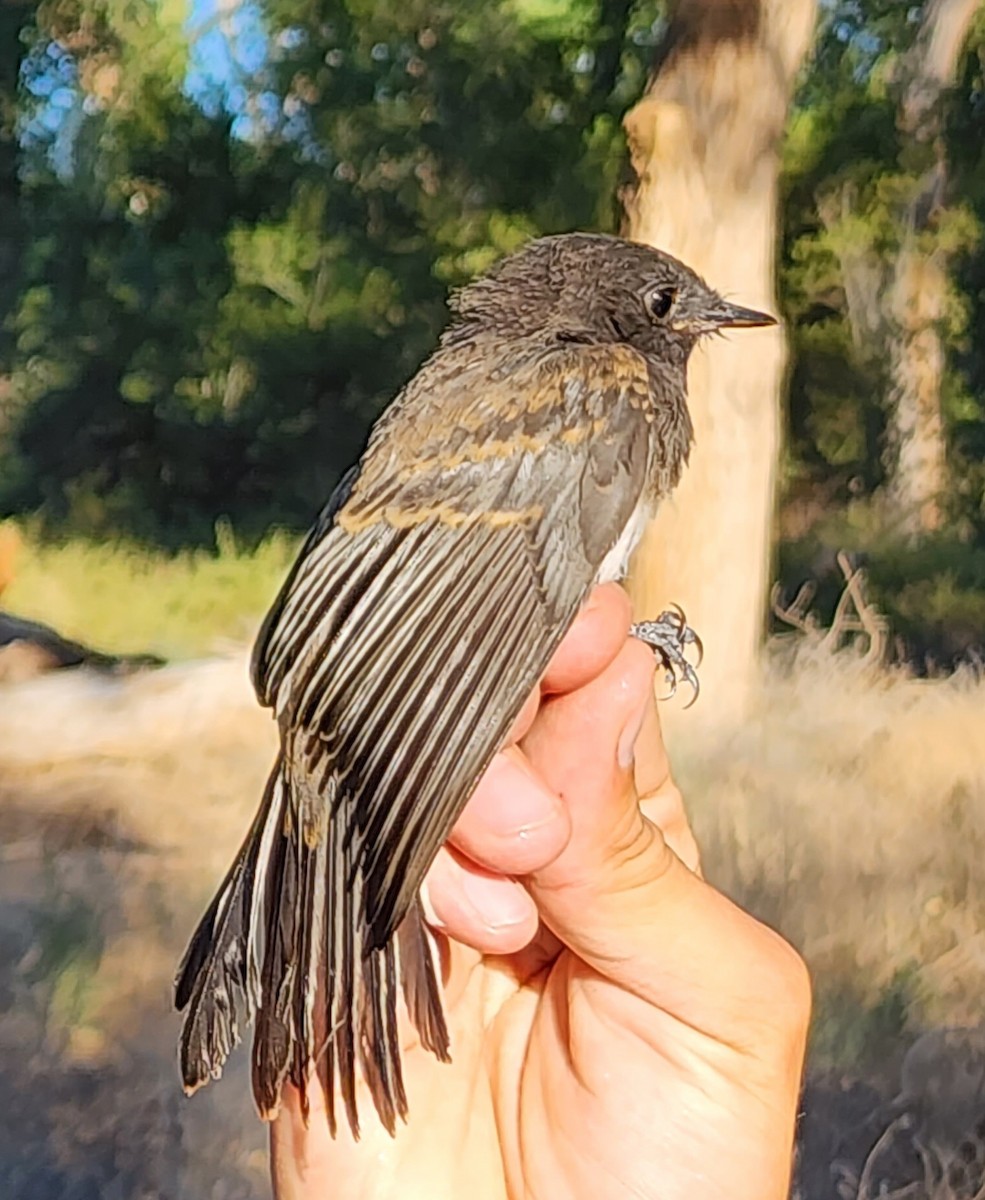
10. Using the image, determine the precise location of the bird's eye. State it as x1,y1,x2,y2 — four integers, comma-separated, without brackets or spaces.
646,287,678,322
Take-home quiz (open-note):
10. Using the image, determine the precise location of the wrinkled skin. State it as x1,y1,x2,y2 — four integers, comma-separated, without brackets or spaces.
271,584,810,1200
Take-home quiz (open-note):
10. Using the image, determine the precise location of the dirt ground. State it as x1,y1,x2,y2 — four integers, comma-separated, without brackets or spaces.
0,659,274,1199
2,650,984,1198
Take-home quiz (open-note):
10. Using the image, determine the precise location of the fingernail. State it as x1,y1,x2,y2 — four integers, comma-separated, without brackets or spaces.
617,698,649,771
419,882,448,932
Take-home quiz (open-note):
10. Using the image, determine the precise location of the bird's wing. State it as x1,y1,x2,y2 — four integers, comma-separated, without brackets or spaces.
177,342,656,1132
252,341,654,946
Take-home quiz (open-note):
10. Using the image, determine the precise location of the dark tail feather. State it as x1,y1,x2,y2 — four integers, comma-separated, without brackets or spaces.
251,764,298,1117
395,902,448,1060
316,806,340,1135
336,835,361,1134
397,899,450,1060
176,760,451,1138
313,864,448,1140
175,763,285,1094
358,942,406,1134
290,821,324,1125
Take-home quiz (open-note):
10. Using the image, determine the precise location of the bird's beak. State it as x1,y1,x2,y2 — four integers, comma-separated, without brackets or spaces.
711,300,778,329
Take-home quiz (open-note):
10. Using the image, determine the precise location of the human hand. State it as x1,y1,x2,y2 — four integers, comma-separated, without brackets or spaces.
271,583,810,1200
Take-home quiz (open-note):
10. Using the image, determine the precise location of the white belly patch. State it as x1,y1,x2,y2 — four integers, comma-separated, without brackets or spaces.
595,500,653,584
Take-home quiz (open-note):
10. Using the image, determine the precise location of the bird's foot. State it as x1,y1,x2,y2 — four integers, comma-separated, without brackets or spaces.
630,607,702,707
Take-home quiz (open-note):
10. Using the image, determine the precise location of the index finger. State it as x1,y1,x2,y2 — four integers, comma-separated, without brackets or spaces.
541,583,632,696
506,583,632,746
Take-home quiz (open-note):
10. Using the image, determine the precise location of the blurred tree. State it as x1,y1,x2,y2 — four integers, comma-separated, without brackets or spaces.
949,5,985,543
884,0,982,538
3,0,984,662
0,1,36,446
775,1,985,663
4,0,262,542
622,0,818,725
781,3,985,533
0,0,657,544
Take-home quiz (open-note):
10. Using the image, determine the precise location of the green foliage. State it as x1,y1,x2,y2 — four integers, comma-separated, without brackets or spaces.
0,0,654,545
810,963,919,1077
780,3,985,500
1,0,984,655
27,876,105,1038
950,7,985,542
774,2,985,653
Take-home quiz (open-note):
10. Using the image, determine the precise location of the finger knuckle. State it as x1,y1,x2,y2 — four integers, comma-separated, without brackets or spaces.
760,931,812,1036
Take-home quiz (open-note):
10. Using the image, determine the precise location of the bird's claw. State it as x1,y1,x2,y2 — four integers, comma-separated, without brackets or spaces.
630,606,702,708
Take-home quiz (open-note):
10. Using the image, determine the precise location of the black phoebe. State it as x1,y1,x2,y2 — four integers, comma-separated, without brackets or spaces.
174,232,775,1137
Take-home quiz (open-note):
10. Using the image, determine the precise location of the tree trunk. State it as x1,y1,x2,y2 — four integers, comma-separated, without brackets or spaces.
884,0,982,538
885,248,949,536
621,0,817,727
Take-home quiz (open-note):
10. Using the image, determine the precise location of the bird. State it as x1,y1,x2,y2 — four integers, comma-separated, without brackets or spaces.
174,231,776,1139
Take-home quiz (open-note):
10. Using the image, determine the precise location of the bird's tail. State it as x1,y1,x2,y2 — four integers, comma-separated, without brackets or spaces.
174,754,450,1137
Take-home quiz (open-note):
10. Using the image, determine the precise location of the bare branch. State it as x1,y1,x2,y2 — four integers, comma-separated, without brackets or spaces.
827,552,889,667
771,580,820,635
772,551,888,667
856,1113,914,1200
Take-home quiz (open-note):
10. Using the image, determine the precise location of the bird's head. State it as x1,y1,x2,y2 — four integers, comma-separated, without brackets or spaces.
448,232,776,368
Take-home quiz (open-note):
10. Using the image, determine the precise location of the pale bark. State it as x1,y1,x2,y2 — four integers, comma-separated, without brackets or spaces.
622,0,818,726
884,0,981,538
816,183,885,356
885,249,949,536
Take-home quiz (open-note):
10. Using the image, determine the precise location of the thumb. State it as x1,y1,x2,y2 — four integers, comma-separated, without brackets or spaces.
520,637,680,976
520,637,805,1039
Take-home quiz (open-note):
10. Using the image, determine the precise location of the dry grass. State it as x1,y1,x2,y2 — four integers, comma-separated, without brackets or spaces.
0,656,274,1199
671,645,985,1199
1,633,984,1197
675,646,985,1053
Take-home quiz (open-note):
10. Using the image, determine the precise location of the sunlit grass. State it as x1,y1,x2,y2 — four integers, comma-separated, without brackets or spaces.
675,645,985,1082
0,522,299,660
